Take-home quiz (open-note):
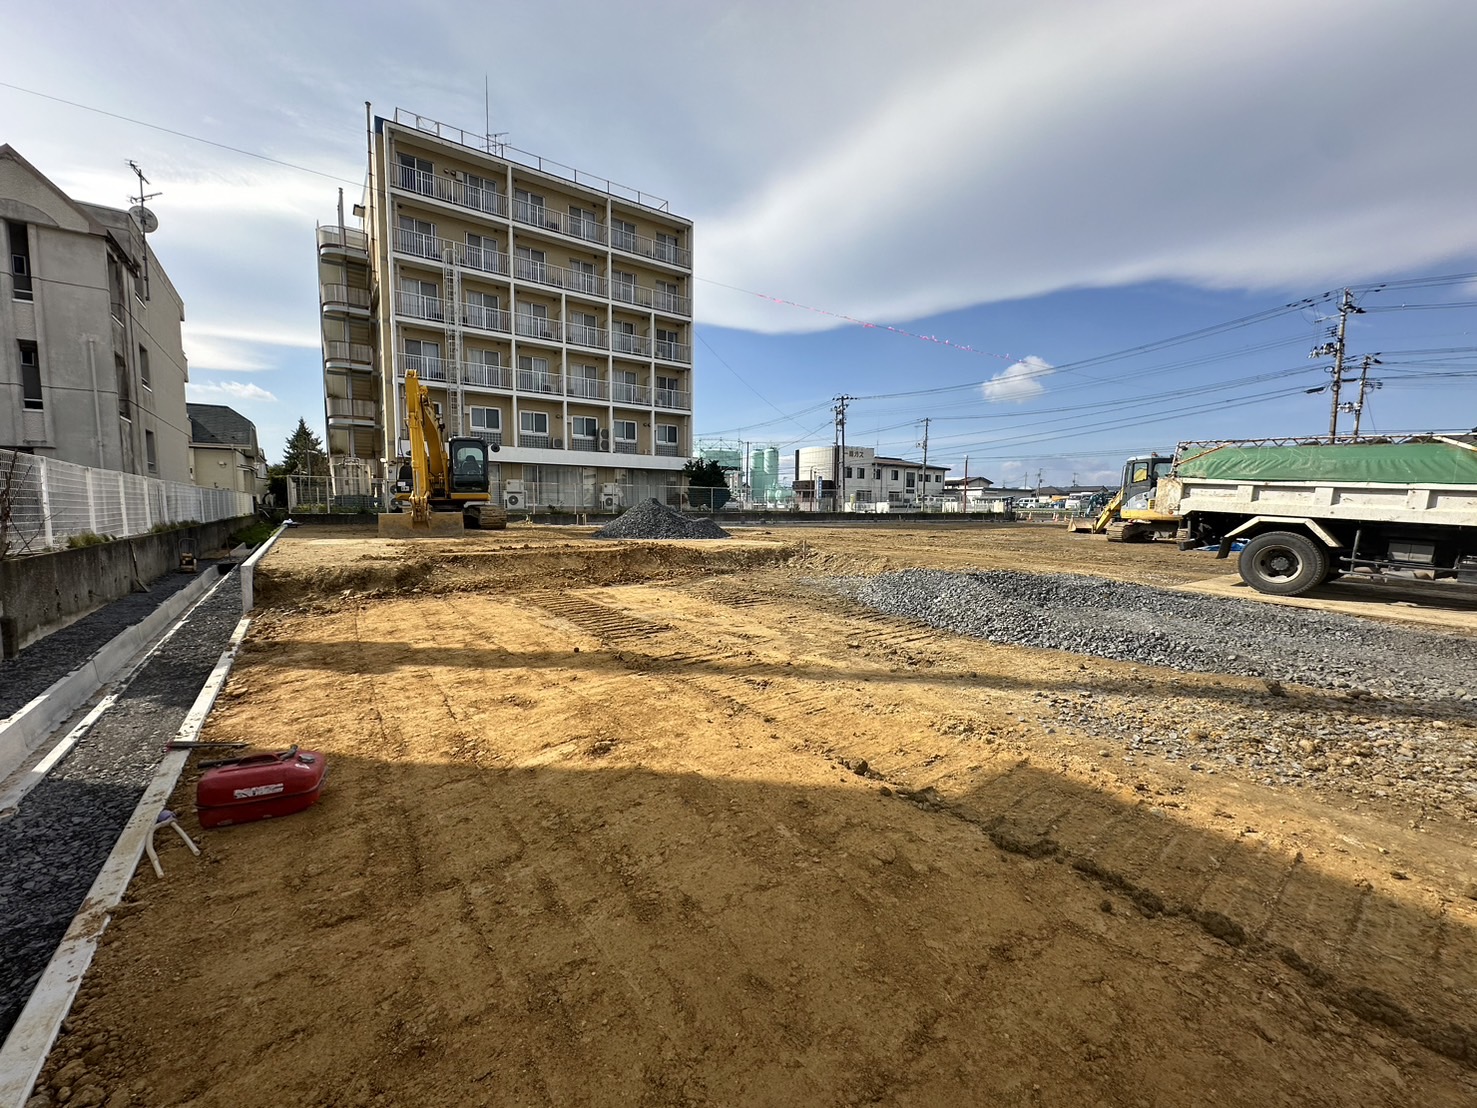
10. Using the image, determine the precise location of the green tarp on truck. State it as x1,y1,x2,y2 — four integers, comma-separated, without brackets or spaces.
1175,441,1477,487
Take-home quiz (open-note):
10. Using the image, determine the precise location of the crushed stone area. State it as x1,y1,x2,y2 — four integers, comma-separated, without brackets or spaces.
833,568,1477,704
593,498,730,540
0,565,218,719
0,575,241,1043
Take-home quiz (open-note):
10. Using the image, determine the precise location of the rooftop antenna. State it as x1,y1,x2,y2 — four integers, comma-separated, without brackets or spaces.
126,160,161,300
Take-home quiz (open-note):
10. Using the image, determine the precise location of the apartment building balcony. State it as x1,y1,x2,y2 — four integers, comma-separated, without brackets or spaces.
463,360,512,389
612,332,651,357
322,284,372,317
654,388,692,411
654,442,682,457
467,429,503,448
566,376,609,401
613,440,639,455
654,340,692,365
396,164,509,218
570,435,598,452
326,397,379,424
612,382,652,405
324,340,374,368
394,228,511,276
518,433,552,449
514,314,563,342
511,255,607,299
610,227,692,269
511,201,608,247
397,352,447,382
317,226,370,257
395,290,446,323
462,302,512,334
517,370,563,395
653,290,693,317
567,324,608,351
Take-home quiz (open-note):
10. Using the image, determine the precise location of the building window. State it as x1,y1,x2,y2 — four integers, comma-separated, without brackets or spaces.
19,341,41,410
654,231,679,263
7,221,32,301
873,468,881,480
906,472,916,488
613,270,637,302
520,410,550,435
397,153,432,193
145,429,157,473
397,215,435,256
115,354,131,417
890,469,899,481
514,188,547,226
571,416,598,439
139,344,151,389
463,173,499,213
470,407,500,431
656,424,678,446
613,419,637,442
568,205,597,240
612,218,637,253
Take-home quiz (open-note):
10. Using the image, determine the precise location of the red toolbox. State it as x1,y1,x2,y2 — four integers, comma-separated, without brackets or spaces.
196,746,327,829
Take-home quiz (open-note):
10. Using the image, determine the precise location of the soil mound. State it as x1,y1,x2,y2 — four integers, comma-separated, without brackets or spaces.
594,499,730,540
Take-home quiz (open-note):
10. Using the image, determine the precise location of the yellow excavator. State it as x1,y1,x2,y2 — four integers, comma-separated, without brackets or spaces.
1068,453,1180,542
377,368,508,537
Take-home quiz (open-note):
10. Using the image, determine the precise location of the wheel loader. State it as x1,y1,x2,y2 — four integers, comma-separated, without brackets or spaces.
378,368,508,537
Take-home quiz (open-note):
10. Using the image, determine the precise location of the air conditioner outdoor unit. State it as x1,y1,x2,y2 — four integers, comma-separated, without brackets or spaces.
505,490,525,510
601,493,618,510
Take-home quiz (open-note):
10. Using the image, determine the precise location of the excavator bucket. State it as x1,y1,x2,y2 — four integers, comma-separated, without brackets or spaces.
377,511,467,539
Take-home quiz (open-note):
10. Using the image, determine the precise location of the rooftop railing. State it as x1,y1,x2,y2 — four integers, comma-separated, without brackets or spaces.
317,225,369,252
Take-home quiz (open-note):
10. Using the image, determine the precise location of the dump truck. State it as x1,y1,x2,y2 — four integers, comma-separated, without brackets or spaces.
1158,434,1477,596
378,368,508,537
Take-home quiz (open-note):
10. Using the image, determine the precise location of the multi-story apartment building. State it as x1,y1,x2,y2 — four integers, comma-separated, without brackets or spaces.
1,145,190,481
794,445,949,510
317,110,695,509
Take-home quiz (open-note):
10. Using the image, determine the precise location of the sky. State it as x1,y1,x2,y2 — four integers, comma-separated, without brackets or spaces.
5,0,1477,486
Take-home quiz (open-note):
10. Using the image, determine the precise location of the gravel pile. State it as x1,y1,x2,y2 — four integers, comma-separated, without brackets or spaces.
594,499,730,540
832,568,1477,703
0,575,242,1042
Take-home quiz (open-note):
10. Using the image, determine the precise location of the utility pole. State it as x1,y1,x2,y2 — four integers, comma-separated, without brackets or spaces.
1309,289,1363,440
918,417,930,507
1035,469,1043,492
1351,355,1382,437
961,453,969,514
833,395,852,511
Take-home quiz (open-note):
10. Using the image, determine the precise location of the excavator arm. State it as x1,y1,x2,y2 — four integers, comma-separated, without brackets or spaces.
402,369,450,527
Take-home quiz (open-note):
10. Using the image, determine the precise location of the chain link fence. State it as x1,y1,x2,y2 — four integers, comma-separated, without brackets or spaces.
0,448,253,557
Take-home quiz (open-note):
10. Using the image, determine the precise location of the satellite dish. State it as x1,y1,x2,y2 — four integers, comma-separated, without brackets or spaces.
129,205,159,234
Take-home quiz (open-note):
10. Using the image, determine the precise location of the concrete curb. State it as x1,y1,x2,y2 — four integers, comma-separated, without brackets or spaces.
239,522,288,614
0,568,221,786
0,615,253,1108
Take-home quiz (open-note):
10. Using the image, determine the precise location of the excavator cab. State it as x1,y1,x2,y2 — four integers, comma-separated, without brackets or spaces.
448,438,490,494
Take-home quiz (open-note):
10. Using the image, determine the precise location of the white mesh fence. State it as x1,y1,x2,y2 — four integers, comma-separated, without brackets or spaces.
0,448,253,556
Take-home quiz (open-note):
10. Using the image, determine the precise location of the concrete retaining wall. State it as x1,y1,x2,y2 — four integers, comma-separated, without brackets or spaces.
0,517,252,658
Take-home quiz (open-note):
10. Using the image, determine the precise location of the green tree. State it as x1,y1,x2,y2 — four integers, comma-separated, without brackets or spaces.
682,458,732,511
282,419,327,476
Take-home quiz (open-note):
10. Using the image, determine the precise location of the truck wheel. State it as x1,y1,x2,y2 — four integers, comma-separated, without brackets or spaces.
1238,531,1328,596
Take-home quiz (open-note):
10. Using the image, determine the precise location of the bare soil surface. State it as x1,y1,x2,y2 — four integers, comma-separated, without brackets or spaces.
36,523,1477,1107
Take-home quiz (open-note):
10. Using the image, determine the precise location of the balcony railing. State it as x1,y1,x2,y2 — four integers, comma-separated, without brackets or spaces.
518,433,552,449
514,314,562,342
610,227,691,268
321,284,371,311
566,376,608,400
613,440,639,454
324,340,374,365
612,382,651,405
398,352,447,382
653,291,693,316
317,226,369,252
612,332,651,356
463,360,512,389
395,290,446,322
396,164,509,218
462,302,511,333
394,228,511,277
654,442,682,457
566,324,607,350
568,214,605,245
513,199,564,233
467,429,503,447
517,371,563,395
654,340,692,364
326,397,378,421
654,388,691,410
570,435,598,452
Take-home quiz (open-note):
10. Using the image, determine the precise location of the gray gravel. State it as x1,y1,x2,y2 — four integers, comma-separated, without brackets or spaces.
832,568,1477,703
594,498,730,540
0,574,241,1042
0,565,219,719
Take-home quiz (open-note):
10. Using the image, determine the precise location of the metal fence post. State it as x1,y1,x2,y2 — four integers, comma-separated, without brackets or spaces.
37,457,53,549
118,474,129,535
85,469,97,534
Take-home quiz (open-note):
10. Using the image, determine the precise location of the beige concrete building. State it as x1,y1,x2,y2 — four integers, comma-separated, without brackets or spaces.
188,402,266,500
317,110,695,509
0,145,190,481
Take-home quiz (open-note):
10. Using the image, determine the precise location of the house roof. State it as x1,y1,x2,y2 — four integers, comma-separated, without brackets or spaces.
872,455,949,472
188,403,259,449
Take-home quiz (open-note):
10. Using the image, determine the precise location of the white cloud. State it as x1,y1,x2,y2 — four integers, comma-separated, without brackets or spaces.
188,380,279,403
982,356,1053,403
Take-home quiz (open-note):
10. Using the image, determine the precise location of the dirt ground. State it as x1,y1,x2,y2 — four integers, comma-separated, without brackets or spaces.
36,523,1477,1107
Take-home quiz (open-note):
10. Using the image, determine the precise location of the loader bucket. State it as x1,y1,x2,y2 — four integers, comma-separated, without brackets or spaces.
377,511,467,539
